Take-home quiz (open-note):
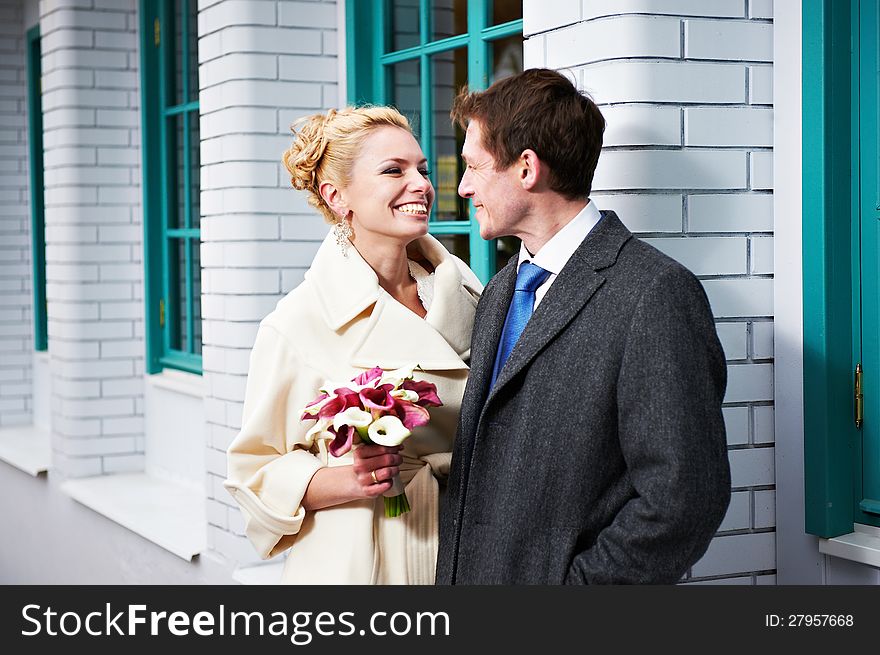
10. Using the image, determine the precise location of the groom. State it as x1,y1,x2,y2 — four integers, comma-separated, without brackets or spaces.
435,68,731,584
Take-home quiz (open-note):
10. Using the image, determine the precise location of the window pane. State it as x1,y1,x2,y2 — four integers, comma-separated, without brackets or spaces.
389,0,420,52
192,239,202,355
165,114,183,229
435,234,470,265
431,0,467,41
496,236,519,273
173,0,198,104
491,33,523,83
168,237,184,351
389,59,421,137
431,48,468,221
173,0,184,105
189,111,201,229
491,0,522,26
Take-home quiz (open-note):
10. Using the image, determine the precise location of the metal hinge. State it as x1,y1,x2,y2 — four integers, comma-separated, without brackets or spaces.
159,298,165,328
154,18,160,47
855,363,863,429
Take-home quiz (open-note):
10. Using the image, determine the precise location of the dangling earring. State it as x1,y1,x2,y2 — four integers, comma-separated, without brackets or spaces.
333,216,352,257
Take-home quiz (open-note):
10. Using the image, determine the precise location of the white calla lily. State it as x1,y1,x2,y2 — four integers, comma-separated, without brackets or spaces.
379,364,417,389
333,407,372,431
367,415,412,446
391,388,419,403
304,417,334,443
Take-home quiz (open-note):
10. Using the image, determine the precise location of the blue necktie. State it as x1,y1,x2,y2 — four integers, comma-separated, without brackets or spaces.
490,261,551,388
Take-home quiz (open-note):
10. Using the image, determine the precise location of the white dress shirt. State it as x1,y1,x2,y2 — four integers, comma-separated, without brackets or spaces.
517,199,603,308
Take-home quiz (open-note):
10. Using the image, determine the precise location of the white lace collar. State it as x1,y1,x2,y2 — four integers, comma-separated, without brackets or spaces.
407,259,435,312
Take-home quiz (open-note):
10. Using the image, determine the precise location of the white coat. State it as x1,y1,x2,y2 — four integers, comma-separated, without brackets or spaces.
224,231,481,584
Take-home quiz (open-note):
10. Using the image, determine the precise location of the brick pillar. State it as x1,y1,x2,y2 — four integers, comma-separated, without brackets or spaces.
40,0,145,477
198,0,339,566
0,0,33,428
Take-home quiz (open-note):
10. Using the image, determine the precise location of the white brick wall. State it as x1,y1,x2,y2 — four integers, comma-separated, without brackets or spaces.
198,0,337,567
40,0,144,477
525,0,775,583
0,0,33,428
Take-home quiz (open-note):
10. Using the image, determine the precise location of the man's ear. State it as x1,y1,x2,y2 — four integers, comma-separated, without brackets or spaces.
519,149,542,191
319,181,348,219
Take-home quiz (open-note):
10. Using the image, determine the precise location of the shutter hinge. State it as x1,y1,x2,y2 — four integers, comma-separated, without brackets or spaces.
855,363,863,429
154,18,161,47
159,298,165,328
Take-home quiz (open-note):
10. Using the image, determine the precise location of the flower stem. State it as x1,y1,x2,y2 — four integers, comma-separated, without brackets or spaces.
384,493,411,518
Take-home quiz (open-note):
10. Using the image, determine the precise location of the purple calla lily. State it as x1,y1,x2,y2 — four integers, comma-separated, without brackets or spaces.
401,379,443,408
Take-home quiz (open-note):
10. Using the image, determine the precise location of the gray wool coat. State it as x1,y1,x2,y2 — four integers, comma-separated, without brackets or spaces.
435,211,731,585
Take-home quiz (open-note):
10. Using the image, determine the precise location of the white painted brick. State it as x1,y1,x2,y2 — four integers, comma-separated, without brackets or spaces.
547,16,680,69
202,319,259,348
753,405,774,444
102,453,145,473
750,235,773,275
210,525,263,566
205,444,228,476
702,278,773,318
45,224,97,244
57,358,134,380
100,339,142,358
203,187,309,216
279,213,330,241
53,416,101,438
60,435,136,456
685,107,773,147
685,20,773,62
39,27,94,53
715,321,747,360
691,532,775,577
754,489,775,528
41,67,95,92
280,268,306,291
99,301,142,320
93,30,135,50
581,61,746,104
210,372,247,402
201,161,278,191
52,453,103,478
719,490,750,531
750,0,774,19
593,150,747,191
101,416,144,435
200,107,279,140
204,268,280,294
209,241,318,269
688,193,773,233
43,146,97,168
643,236,747,276
94,69,138,89
200,53,277,88
199,1,277,36
96,147,139,165
729,446,775,487
602,105,680,147
278,55,338,83
750,151,772,190
581,0,746,20
200,79,323,111
277,1,336,28
201,133,292,165
751,320,774,359
206,497,229,529
224,295,280,322
201,26,322,62
61,397,134,418
749,65,772,104
725,363,773,403
523,34,545,68
524,0,580,35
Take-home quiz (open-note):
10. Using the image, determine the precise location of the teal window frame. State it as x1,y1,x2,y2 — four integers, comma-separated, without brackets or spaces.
345,0,523,284
25,25,47,352
802,0,880,537
139,0,202,375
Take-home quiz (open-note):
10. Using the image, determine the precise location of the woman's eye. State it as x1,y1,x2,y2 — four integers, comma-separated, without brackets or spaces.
382,167,402,174
419,169,431,177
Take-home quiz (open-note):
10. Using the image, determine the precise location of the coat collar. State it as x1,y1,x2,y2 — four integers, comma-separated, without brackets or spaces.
482,210,631,401
305,231,477,371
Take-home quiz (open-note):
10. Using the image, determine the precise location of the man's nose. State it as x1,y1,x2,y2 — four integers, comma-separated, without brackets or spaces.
458,171,473,199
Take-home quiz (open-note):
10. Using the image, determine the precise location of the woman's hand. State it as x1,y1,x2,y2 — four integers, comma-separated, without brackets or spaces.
301,443,403,511
351,443,403,497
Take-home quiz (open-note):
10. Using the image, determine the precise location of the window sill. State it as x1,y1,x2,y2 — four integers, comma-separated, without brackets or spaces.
0,425,51,476
232,561,285,585
818,523,880,569
147,368,204,398
60,472,206,561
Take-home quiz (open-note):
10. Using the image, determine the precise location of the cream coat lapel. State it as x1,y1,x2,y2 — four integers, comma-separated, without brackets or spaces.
306,232,474,372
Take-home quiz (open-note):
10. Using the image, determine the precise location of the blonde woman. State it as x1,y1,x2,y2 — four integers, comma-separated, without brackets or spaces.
223,106,482,584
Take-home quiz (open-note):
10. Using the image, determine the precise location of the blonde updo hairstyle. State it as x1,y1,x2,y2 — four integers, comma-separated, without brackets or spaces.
283,106,413,224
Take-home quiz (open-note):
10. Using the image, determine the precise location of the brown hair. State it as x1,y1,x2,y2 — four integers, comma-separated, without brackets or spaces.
451,68,605,198
283,106,412,224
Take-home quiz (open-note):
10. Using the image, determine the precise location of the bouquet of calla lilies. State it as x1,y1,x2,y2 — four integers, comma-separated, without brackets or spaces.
300,365,442,517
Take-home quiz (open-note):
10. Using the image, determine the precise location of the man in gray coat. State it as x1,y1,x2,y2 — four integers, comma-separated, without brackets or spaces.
435,68,731,584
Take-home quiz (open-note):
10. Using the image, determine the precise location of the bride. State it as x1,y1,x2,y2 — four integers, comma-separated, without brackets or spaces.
224,106,482,584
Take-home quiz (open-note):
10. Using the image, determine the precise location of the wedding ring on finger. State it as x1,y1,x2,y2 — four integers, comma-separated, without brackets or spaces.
371,470,379,485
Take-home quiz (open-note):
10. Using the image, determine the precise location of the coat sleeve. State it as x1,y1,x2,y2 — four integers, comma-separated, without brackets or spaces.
223,323,326,560
566,264,731,584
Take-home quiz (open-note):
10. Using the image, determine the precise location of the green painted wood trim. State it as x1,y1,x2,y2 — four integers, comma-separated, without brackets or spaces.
139,0,164,374
427,221,471,234
159,349,202,375
480,19,524,42
379,33,470,63
802,0,857,538
859,498,880,516
25,26,47,352
164,100,199,116
344,0,378,105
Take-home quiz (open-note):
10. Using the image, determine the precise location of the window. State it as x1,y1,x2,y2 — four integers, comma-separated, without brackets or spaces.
346,0,523,284
803,0,880,536
26,26,46,352
140,0,202,374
